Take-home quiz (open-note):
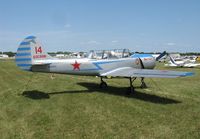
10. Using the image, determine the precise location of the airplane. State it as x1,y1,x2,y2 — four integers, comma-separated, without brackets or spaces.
151,51,167,61
165,55,200,68
15,36,194,94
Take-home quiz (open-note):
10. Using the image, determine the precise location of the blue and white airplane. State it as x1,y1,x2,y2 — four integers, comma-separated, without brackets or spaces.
15,36,194,94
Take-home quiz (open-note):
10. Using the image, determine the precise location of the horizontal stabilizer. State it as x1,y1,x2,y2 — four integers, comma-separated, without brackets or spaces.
32,61,52,65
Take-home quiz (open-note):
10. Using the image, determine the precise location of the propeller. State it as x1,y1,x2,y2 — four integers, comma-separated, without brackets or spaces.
138,58,145,69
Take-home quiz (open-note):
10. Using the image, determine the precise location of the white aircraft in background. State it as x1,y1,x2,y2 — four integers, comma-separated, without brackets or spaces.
165,55,200,68
182,56,197,63
15,36,194,94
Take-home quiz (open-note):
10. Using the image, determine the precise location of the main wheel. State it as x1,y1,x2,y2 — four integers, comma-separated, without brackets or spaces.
126,86,135,95
140,82,147,88
100,82,108,89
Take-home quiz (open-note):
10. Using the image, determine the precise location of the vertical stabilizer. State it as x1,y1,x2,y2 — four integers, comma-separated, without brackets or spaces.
169,55,178,65
156,51,167,61
15,36,52,71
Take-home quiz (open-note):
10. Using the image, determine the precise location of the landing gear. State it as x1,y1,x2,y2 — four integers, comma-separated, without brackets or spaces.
126,77,136,95
140,77,147,88
98,76,147,95
100,77,108,89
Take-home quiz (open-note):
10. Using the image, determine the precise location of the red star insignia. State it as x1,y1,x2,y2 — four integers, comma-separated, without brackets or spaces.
71,60,81,70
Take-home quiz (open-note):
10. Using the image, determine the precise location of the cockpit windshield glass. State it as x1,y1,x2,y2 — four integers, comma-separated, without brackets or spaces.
87,49,130,59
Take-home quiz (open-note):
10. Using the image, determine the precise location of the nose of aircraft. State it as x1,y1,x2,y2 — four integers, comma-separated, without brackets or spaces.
131,53,156,69
141,56,156,69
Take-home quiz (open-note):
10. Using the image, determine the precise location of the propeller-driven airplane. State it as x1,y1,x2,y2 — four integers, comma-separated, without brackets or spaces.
165,55,200,68
15,36,194,94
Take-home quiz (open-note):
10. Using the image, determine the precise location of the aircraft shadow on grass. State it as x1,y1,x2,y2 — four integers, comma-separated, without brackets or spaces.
22,82,181,104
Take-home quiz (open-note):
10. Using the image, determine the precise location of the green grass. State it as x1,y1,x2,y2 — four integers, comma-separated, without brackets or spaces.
0,60,200,139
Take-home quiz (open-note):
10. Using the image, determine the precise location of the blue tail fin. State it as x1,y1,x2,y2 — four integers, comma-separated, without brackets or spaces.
156,51,167,61
15,36,52,71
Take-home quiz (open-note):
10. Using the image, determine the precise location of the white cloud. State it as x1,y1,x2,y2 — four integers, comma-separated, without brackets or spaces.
87,40,100,45
111,40,119,43
166,42,176,46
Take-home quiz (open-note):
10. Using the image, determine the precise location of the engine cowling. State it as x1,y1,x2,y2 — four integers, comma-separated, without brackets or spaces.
131,54,156,69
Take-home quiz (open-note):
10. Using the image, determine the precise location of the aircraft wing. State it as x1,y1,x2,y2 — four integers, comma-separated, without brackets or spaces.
184,63,200,67
100,67,194,78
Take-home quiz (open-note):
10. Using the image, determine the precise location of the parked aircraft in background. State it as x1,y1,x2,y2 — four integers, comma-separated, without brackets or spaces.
151,51,167,61
15,36,194,94
165,55,200,68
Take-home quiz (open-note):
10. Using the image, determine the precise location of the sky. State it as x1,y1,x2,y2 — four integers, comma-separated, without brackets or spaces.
0,0,200,52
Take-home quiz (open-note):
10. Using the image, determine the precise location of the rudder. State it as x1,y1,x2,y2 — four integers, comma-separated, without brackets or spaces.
15,36,52,71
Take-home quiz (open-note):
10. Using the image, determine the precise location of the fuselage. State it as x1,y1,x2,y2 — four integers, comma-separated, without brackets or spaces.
31,57,156,76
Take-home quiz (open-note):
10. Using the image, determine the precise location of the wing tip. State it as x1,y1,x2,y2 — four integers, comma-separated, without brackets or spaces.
181,72,194,77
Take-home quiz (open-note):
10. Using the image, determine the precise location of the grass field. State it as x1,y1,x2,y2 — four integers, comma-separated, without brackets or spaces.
0,60,200,139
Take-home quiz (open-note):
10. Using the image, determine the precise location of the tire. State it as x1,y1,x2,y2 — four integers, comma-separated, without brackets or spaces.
141,82,147,88
126,86,134,95
100,82,108,89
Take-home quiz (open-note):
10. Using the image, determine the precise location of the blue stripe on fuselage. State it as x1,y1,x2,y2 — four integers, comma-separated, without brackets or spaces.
81,60,123,71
